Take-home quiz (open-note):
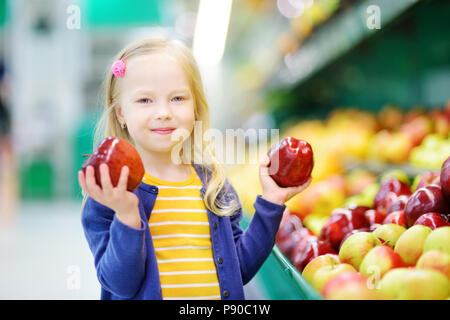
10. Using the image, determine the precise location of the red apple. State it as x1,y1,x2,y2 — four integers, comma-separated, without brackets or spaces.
417,171,441,190
276,209,303,244
319,207,370,251
267,137,314,187
386,195,409,214
322,271,386,300
413,212,449,230
441,156,450,201
400,115,433,147
383,210,407,228
292,237,336,272
374,178,411,213
360,245,407,278
365,209,386,231
81,136,145,192
404,185,448,227
277,227,313,261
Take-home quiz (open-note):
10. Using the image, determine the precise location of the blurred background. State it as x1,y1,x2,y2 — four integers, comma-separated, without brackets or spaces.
0,0,449,299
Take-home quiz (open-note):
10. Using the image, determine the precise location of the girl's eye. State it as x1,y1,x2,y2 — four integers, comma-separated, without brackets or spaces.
138,98,151,104
172,96,185,102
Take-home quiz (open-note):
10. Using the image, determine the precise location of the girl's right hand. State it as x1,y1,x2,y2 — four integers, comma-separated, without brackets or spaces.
78,164,142,229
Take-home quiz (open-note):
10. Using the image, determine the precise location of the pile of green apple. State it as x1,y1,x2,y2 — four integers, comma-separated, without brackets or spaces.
302,225,449,300
409,134,450,170
297,156,450,299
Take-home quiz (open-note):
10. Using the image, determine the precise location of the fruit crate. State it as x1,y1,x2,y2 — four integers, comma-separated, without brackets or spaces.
241,213,322,300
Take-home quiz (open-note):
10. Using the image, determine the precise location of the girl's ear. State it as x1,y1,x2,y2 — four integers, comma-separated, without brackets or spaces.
115,105,125,124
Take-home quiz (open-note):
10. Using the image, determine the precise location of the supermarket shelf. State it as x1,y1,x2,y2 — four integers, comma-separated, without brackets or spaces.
263,0,420,91
271,246,323,300
344,158,435,178
241,212,322,299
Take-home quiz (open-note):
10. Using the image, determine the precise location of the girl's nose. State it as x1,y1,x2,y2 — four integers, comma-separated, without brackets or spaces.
154,103,173,120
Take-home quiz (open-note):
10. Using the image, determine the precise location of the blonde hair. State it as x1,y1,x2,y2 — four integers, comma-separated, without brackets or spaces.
90,35,239,217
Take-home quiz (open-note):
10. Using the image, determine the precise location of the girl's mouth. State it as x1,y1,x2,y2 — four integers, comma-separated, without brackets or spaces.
151,127,176,135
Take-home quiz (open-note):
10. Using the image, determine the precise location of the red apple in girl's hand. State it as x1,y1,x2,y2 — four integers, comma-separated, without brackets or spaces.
81,136,145,192
413,212,449,230
441,156,450,201
267,137,314,187
404,185,448,227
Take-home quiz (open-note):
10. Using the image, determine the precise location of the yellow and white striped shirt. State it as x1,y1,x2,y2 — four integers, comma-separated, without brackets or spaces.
142,165,221,300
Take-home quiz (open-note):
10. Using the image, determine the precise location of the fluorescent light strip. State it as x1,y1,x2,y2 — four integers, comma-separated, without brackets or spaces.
192,0,233,66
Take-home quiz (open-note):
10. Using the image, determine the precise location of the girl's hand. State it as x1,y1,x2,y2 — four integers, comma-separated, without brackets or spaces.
78,164,141,229
259,155,312,206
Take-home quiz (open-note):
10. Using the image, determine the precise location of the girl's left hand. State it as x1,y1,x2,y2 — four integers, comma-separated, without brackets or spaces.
258,155,312,206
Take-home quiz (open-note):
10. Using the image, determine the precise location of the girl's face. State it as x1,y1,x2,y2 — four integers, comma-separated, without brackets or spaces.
116,53,195,156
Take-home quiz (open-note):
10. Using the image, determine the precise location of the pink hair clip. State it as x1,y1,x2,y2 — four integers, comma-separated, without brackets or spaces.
111,59,126,78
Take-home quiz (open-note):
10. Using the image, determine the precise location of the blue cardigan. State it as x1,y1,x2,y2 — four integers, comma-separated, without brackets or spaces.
81,163,286,300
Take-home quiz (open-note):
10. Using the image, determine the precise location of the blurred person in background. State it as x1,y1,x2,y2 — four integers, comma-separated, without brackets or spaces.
0,58,17,226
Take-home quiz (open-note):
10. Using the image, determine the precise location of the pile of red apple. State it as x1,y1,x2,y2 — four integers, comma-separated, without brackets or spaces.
276,155,450,299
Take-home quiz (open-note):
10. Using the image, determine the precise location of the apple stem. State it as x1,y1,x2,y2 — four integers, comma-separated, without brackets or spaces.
83,154,90,158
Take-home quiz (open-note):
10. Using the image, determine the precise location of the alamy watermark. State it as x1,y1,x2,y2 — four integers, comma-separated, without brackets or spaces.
66,264,81,290
366,5,381,30
66,4,81,30
170,121,281,173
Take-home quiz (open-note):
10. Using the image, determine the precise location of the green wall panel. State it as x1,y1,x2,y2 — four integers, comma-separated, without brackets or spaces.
84,0,162,28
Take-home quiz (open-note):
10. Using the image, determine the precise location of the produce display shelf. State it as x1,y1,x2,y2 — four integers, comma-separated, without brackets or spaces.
264,0,419,90
241,212,322,300
343,158,433,178
271,246,323,300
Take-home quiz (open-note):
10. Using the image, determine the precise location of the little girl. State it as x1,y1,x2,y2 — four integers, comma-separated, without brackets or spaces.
78,36,311,300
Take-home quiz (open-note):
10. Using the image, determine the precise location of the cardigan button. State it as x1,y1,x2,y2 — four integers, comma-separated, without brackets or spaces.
223,290,229,297
218,257,223,264
213,222,217,229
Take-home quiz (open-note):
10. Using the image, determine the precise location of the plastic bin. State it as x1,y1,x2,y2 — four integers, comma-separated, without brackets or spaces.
241,212,323,300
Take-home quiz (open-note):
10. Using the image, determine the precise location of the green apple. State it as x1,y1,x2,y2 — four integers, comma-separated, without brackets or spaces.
416,250,450,281
302,213,329,236
394,225,432,265
423,226,450,255
339,232,381,270
378,268,411,299
360,245,407,278
411,173,422,192
372,224,406,248
380,169,410,185
345,182,380,208
398,269,450,300
302,254,340,284
310,263,356,294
